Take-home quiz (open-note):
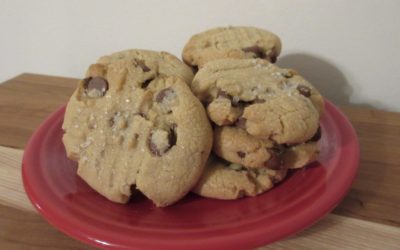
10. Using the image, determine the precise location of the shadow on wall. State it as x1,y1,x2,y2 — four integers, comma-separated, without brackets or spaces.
277,53,352,106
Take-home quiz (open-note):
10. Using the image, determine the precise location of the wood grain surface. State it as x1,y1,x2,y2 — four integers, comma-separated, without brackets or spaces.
0,73,399,249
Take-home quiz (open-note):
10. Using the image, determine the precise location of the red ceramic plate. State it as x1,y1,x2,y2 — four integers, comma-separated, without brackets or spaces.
22,100,359,250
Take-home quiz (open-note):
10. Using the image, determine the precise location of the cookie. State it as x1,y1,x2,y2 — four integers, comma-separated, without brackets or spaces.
213,125,320,169
192,58,323,144
213,126,280,169
241,93,320,144
182,26,282,69
193,155,287,200
62,58,212,207
98,49,194,84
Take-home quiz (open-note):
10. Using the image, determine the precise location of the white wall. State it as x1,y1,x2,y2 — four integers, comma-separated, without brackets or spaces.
1,0,399,112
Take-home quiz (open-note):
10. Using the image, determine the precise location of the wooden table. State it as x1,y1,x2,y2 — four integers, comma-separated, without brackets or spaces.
0,73,399,250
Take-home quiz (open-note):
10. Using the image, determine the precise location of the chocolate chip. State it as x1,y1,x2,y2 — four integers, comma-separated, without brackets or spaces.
148,127,177,157
235,117,247,129
168,126,177,148
237,151,246,158
83,77,108,97
141,77,154,89
136,60,151,72
265,150,283,170
309,126,322,142
149,140,161,156
216,89,246,107
297,85,311,97
242,46,266,58
264,145,287,169
156,88,174,103
270,144,287,155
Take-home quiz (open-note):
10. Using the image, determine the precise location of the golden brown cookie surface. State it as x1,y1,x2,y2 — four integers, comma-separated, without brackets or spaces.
213,126,277,169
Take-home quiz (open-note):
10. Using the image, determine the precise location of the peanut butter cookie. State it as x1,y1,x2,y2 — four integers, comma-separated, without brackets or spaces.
62,54,212,207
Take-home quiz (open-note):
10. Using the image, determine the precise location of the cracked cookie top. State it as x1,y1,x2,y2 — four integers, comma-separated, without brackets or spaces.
182,26,282,69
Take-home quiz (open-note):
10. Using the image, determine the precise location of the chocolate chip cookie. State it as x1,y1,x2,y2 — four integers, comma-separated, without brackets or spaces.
192,58,323,142
62,56,212,207
193,155,287,200
182,26,282,69
213,125,320,169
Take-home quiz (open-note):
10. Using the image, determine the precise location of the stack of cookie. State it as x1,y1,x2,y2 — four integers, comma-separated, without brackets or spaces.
182,27,324,200
62,26,323,207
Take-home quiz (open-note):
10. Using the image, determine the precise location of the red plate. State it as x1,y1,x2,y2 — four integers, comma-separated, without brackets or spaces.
22,100,359,250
